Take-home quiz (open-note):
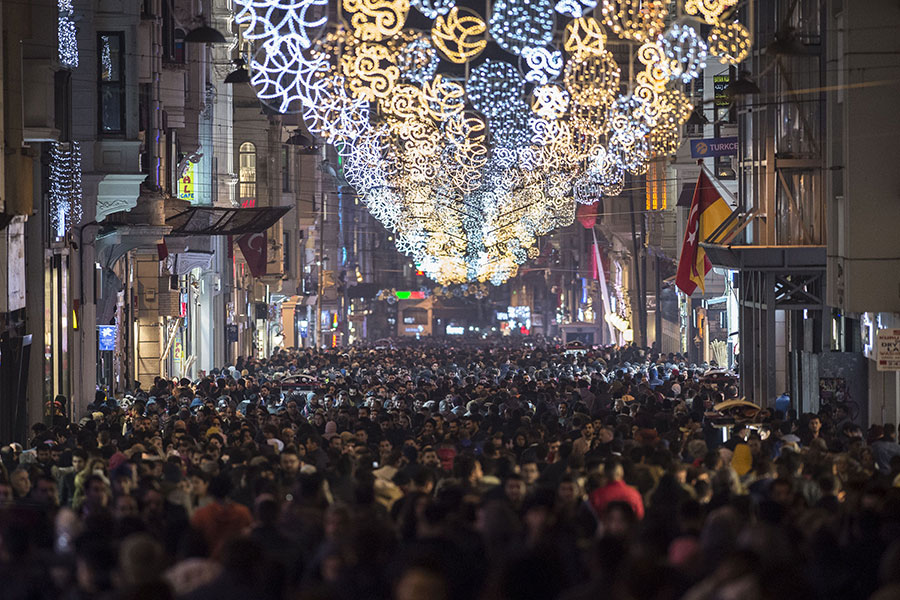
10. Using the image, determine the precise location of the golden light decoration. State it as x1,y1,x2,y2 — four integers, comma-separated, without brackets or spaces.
685,0,739,25
708,21,751,65
422,74,465,121
431,6,487,64
343,0,410,41
563,16,607,55
600,0,667,42
563,50,620,107
341,42,400,101
650,125,681,157
656,88,693,128
378,82,426,119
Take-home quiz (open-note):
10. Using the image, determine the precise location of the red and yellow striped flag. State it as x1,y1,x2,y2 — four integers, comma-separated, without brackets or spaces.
676,171,732,295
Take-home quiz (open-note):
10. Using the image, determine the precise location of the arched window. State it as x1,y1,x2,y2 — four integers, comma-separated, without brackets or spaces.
239,142,256,208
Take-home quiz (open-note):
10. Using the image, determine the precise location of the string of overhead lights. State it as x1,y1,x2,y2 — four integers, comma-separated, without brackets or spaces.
235,0,752,285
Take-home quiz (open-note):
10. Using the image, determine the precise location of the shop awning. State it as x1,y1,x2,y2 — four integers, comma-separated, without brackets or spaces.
166,206,292,235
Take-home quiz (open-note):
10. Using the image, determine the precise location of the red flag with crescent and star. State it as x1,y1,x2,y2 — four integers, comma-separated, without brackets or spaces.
237,232,268,278
676,170,732,295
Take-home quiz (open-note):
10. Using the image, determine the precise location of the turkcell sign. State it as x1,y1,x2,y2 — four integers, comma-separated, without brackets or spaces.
690,137,738,158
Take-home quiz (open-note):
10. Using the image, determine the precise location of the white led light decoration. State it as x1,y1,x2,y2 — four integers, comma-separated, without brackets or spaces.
488,0,555,56
659,24,708,83
234,0,329,47
410,0,456,19
554,0,597,18
466,59,525,118
531,85,570,120
58,0,78,69
49,141,82,238
519,47,563,85
250,35,332,113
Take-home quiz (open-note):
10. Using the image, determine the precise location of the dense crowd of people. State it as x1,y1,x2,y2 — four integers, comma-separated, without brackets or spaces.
1,341,899,600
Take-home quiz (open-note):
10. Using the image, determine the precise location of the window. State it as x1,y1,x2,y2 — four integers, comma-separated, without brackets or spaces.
239,142,257,208
282,147,291,192
98,32,125,134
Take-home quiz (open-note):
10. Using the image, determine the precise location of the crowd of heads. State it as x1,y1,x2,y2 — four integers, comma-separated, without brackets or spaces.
1,341,900,600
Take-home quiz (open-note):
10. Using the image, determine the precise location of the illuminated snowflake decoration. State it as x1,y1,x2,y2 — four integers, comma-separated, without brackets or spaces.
519,47,563,85
234,0,329,47
58,0,78,69
249,35,331,113
659,25,708,83
410,0,456,19
488,0,556,56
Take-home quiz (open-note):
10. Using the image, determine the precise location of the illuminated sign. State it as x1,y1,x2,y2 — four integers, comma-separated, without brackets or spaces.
179,162,196,203
395,291,426,300
446,325,465,335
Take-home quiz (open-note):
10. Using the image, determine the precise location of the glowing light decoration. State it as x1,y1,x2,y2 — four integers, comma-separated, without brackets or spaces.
232,0,750,285
563,17,607,55
431,7,487,64
234,0,329,47
422,74,465,121
341,41,400,101
488,0,555,56
343,0,409,41
685,0,739,25
519,47,563,86
410,0,455,19
564,50,620,107
600,0,667,42
250,35,331,113
531,85,570,120
49,142,82,238
390,31,439,84
554,0,597,18
659,25,708,83
708,21,751,65
466,59,525,118
58,0,78,69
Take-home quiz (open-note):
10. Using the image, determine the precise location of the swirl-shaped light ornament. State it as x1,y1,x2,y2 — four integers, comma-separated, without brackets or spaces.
554,0,597,18
343,0,409,41
600,0,667,42
488,0,556,56
421,74,466,121
519,47,563,86
685,0,739,25
249,34,331,113
431,7,487,64
708,21,751,65
341,42,400,101
659,24,708,84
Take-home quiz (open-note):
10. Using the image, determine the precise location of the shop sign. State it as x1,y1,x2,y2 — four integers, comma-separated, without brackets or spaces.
98,325,116,351
690,137,738,158
876,329,900,371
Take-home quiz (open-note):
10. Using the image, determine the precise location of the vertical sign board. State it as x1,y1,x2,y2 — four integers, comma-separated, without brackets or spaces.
98,325,116,351
178,162,195,203
876,329,900,371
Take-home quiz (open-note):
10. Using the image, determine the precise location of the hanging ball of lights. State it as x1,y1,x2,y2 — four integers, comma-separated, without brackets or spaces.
389,30,439,84
685,0,739,25
466,59,526,118
488,0,556,56
650,125,682,156
564,50,620,107
659,24,708,84
600,0,668,42
343,0,410,41
409,0,455,19
708,21,751,64
431,6,487,64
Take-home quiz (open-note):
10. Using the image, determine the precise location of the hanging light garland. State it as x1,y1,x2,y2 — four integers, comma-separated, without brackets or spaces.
49,142,83,238
235,0,751,285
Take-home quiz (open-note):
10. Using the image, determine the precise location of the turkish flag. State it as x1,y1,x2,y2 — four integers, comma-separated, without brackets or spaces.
676,171,732,295
576,201,598,229
237,232,268,278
